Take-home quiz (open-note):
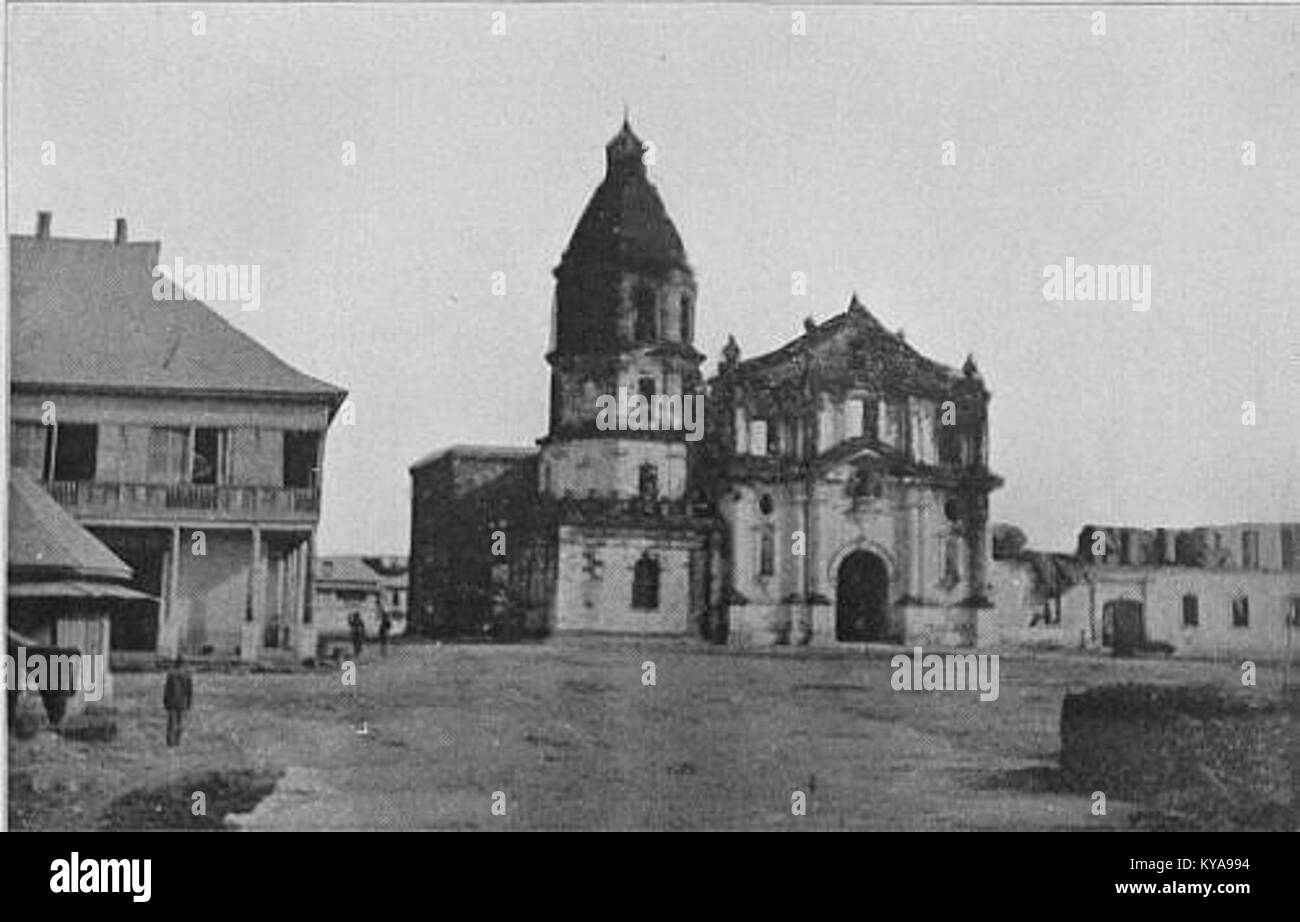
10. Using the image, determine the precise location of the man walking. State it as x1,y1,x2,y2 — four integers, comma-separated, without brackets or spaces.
163,654,193,747
379,609,392,657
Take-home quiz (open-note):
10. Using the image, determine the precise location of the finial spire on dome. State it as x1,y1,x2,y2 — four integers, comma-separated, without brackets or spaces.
606,114,646,176
721,334,741,369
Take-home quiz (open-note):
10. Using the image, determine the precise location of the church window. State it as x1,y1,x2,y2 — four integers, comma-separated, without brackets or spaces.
632,555,660,610
883,401,905,449
943,535,962,585
1242,530,1259,569
635,285,657,342
844,398,864,440
938,424,963,466
679,295,692,342
638,463,659,502
749,420,768,457
759,528,775,577
758,494,774,516
638,377,656,401
1231,596,1249,628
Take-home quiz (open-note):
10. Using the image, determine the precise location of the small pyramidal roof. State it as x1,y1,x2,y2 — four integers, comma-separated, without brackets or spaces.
558,118,689,274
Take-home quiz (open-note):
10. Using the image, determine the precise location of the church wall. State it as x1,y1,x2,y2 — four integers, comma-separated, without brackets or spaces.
720,483,801,645
541,439,689,501
723,465,987,648
553,524,697,634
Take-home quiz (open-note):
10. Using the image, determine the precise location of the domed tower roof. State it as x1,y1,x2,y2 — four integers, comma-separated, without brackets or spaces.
558,119,689,274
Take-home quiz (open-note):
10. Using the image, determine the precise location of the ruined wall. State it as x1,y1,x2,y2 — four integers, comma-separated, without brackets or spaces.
1142,569,1300,656
985,559,1088,648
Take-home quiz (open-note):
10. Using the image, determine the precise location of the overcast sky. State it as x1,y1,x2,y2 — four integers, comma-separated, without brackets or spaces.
10,4,1299,554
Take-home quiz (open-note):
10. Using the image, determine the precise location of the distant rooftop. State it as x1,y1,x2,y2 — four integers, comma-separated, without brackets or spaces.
313,555,380,587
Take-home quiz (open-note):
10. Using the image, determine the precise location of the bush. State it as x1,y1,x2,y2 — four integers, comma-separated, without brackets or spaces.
59,712,118,743
1061,683,1297,829
11,708,45,740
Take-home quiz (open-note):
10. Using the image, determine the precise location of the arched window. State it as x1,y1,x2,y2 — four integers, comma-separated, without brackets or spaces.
679,294,692,342
634,285,657,342
759,528,775,577
943,535,962,585
844,398,864,440
632,555,660,610
1231,596,1249,628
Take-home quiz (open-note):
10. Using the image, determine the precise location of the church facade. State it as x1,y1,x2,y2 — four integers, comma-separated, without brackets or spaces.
408,121,1001,647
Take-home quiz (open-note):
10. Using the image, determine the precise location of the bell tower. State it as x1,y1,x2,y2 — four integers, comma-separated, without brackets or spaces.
540,119,705,503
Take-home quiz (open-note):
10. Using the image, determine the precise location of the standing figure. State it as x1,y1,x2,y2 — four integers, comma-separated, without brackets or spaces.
163,654,193,747
348,610,365,658
379,609,392,657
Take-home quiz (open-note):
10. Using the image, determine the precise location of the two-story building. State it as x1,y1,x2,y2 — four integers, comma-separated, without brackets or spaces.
10,213,347,660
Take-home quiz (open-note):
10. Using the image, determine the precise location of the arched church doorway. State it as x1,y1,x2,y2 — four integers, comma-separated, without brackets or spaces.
835,550,890,642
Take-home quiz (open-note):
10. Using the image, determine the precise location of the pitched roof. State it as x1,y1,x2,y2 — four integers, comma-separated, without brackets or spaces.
10,233,346,403
8,469,133,582
313,555,381,588
722,295,985,400
8,580,153,600
558,121,689,274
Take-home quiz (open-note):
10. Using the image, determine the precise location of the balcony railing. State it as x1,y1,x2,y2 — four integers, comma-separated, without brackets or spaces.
47,480,320,522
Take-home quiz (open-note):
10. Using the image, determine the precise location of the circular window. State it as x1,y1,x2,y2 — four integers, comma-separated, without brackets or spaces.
944,498,963,522
759,494,774,516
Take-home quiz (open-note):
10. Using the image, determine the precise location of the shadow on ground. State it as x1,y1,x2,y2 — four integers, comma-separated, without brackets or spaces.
99,768,283,831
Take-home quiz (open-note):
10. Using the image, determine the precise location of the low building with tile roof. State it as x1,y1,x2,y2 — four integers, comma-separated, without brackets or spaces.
8,468,154,708
10,213,347,660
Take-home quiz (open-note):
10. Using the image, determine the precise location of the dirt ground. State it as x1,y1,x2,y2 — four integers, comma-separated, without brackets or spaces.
6,638,1290,831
